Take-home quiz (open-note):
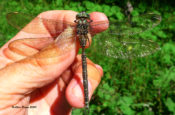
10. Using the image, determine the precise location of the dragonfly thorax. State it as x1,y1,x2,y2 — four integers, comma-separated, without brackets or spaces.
74,12,92,35
76,21,89,35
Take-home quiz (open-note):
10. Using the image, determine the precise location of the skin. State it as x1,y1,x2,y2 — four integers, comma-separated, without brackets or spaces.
0,10,108,115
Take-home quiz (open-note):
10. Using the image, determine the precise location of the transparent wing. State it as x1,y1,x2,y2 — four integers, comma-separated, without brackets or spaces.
6,27,77,61
89,33,160,59
90,13,161,35
6,12,78,61
6,12,76,36
32,28,76,60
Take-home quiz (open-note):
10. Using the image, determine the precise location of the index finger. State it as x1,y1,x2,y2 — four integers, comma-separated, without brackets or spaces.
35,11,109,36
2,10,108,50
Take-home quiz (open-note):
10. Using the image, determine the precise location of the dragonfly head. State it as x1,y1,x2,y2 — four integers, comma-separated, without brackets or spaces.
76,11,90,19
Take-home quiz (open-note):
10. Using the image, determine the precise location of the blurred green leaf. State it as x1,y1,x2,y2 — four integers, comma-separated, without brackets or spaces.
165,98,175,114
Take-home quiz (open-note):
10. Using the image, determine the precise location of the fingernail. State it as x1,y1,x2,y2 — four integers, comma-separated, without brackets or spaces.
73,78,92,99
95,64,103,76
66,75,93,108
81,79,92,98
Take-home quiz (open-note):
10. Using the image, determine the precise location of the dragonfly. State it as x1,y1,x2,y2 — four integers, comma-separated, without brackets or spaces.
6,11,161,114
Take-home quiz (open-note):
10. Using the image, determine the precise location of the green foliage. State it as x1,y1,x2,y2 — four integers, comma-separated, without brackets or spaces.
165,98,175,114
0,0,175,115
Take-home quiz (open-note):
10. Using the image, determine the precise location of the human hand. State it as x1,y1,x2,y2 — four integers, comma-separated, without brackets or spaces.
0,10,108,115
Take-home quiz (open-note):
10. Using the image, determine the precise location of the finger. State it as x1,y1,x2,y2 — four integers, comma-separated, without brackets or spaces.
0,27,76,110
85,12,109,48
0,10,78,59
3,37,54,61
4,11,108,45
90,12,109,35
0,10,108,67
38,11,108,36
28,55,103,114
66,55,103,108
29,77,72,115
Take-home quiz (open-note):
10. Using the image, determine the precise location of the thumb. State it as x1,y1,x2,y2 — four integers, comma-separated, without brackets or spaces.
0,27,77,109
